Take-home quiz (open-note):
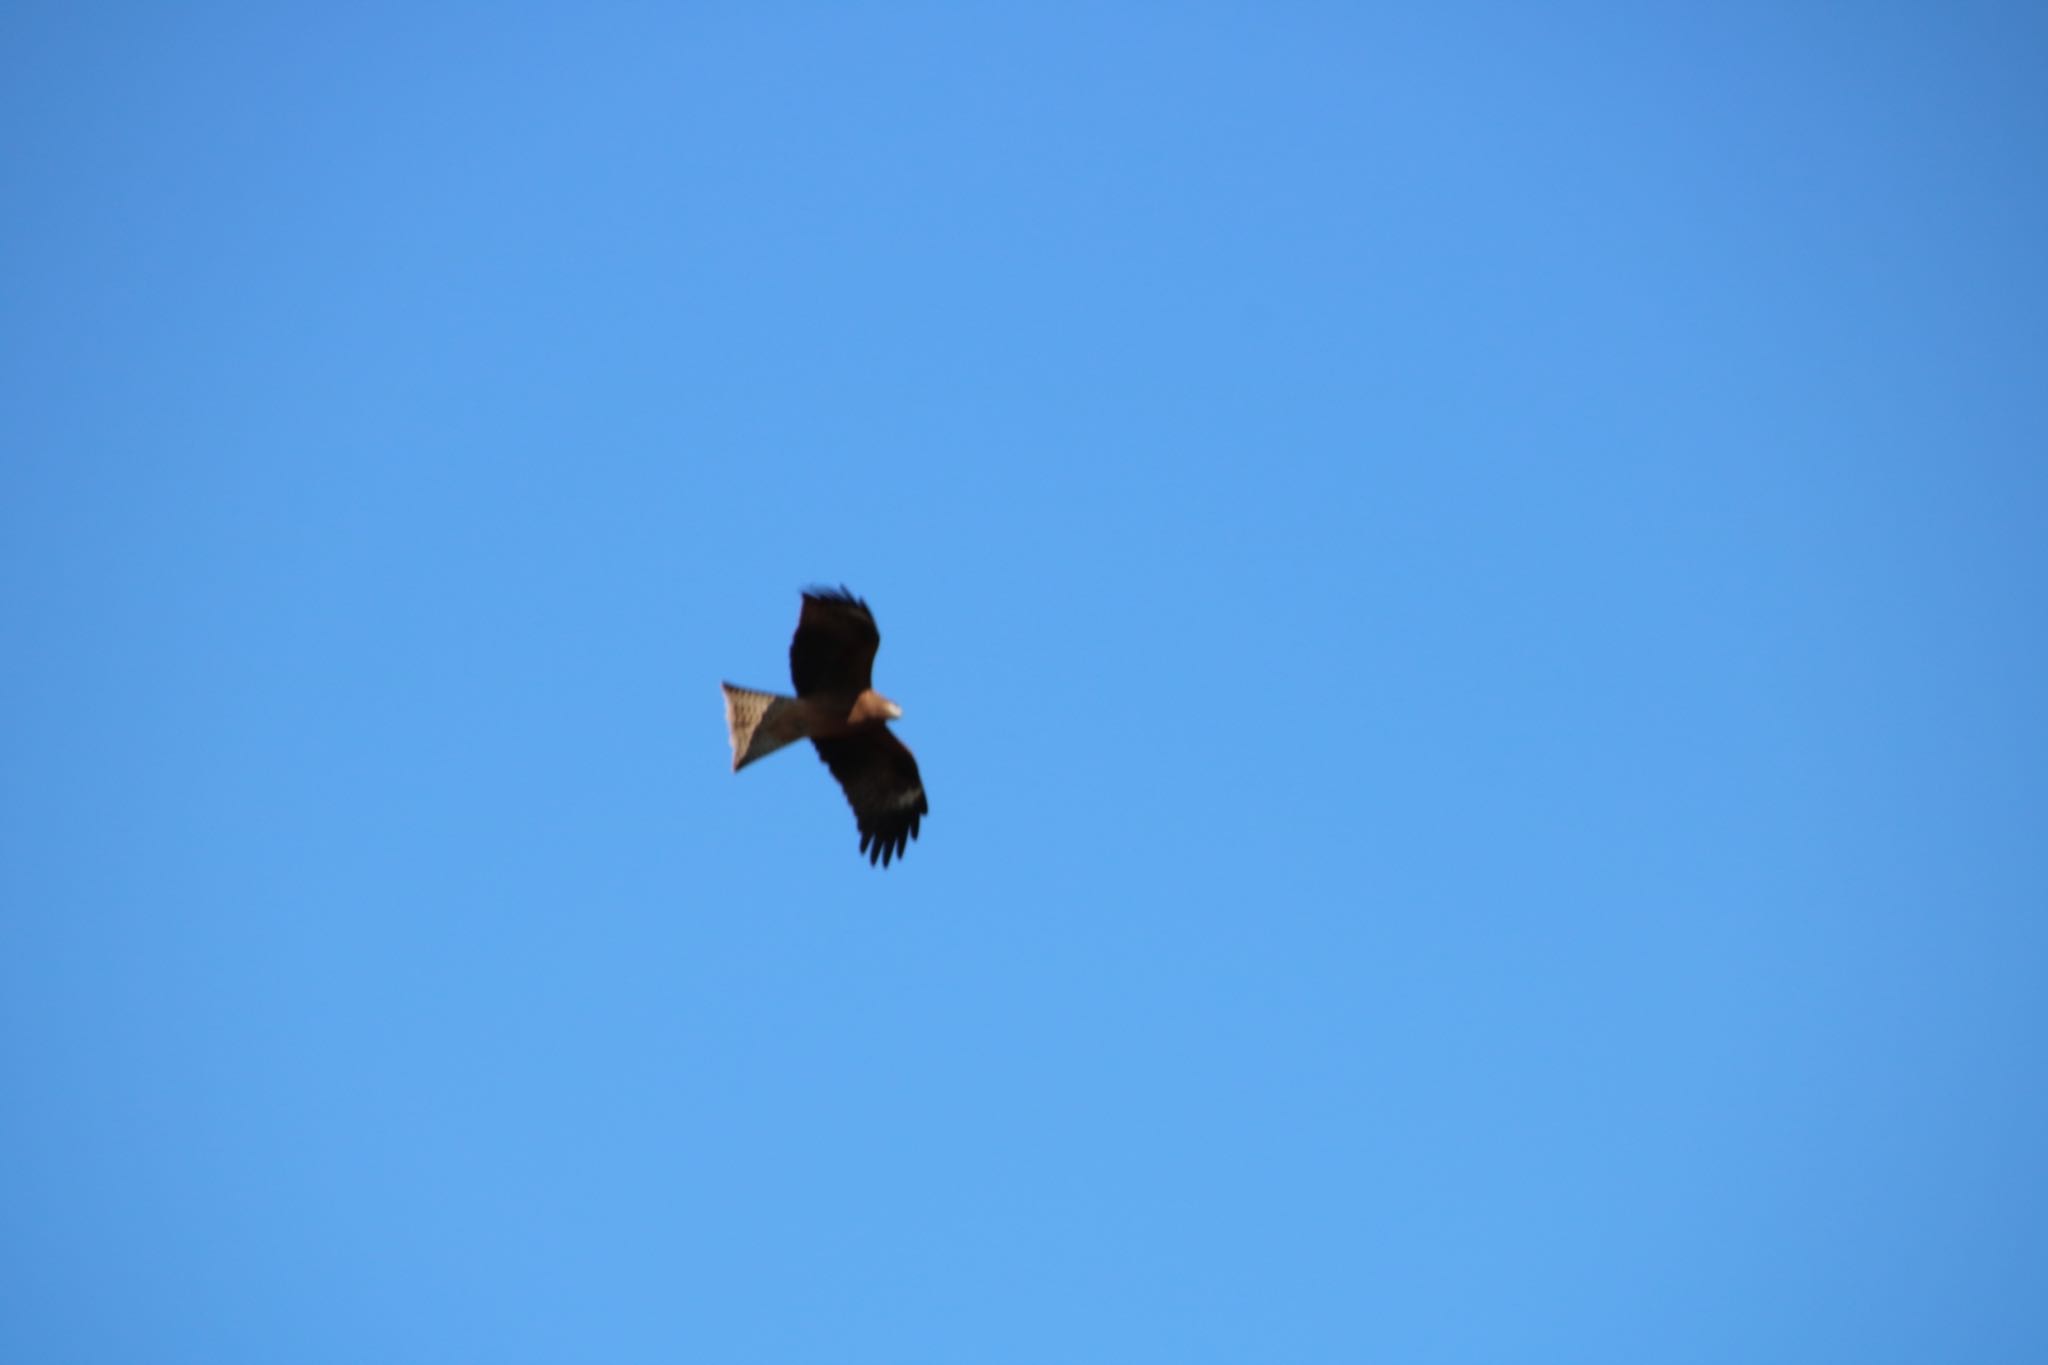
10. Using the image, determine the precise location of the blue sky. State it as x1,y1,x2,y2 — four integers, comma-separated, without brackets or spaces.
4,5,2045,1361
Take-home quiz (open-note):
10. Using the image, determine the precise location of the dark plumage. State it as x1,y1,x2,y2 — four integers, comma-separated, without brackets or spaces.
721,587,929,867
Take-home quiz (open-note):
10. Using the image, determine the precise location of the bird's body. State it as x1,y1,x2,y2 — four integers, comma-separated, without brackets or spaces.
720,687,898,768
721,588,928,867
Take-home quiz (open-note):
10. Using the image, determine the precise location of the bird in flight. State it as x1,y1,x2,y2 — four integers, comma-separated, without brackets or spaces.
722,587,929,867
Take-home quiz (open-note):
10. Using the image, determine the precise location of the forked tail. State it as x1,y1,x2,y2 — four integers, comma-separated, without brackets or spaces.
722,683,809,771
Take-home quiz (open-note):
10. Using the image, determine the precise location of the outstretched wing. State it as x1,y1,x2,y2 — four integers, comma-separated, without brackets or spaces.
790,587,880,697
812,728,928,867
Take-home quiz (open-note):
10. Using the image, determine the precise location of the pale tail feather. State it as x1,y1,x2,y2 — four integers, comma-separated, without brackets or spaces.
722,684,809,771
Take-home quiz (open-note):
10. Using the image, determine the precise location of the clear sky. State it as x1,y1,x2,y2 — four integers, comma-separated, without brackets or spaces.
4,5,2045,1362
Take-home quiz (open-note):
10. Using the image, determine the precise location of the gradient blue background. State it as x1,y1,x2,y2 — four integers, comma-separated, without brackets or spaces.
5,5,2045,1361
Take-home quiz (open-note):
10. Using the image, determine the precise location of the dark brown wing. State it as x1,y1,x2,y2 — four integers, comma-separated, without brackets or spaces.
812,728,928,867
790,587,880,697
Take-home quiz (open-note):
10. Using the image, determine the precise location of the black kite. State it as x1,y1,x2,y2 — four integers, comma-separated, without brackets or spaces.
722,587,928,867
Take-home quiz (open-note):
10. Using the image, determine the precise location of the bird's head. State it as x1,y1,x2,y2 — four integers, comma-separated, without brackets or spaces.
852,690,904,724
